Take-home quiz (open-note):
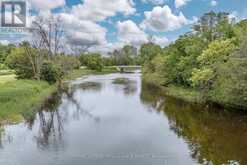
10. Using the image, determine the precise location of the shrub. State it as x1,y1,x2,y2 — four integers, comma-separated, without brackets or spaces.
0,63,8,70
80,53,103,71
5,47,34,79
54,55,80,77
41,61,64,84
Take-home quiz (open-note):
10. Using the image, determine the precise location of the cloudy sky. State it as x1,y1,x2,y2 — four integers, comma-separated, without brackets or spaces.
1,0,247,53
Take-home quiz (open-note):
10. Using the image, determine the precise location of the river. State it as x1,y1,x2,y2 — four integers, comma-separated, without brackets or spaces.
0,72,247,165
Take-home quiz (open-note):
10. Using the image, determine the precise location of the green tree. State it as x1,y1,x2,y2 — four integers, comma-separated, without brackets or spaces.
193,11,234,42
5,47,36,79
191,39,236,91
0,44,14,64
139,43,162,64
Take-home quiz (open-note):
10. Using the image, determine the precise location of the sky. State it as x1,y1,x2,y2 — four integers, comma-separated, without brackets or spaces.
1,0,247,53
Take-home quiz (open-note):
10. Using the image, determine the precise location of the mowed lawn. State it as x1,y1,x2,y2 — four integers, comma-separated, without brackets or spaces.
0,74,56,123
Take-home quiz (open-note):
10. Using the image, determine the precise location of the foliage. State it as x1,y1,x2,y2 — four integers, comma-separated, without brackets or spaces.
109,45,138,65
142,11,247,109
139,43,162,64
5,47,35,79
54,55,80,74
0,44,14,63
79,53,103,71
191,39,236,89
193,11,235,41
0,80,56,123
41,61,64,84
0,63,8,70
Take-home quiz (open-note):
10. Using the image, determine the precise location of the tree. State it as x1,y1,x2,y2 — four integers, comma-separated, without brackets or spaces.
0,44,14,64
139,43,162,64
210,36,247,109
193,11,234,42
79,53,103,71
6,47,36,79
190,39,236,91
109,45,138,66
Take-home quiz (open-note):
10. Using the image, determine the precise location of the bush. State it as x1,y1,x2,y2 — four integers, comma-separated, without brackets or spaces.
55,55,80,74
0,63,8,70
5,47,34,79
41,61,64,84
79,53,103,71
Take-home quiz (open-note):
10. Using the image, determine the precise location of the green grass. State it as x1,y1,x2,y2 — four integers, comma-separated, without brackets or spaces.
0,74,16,84
0,80,56,124
164,85,203,103
0,70,14,76
64,67,118,81
0,67,118,124
143,76,203,104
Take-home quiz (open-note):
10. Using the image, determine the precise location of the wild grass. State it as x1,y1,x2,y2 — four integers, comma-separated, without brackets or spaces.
0,68,118,124
0,80,56,123
0,74,16,84
164,85,203,103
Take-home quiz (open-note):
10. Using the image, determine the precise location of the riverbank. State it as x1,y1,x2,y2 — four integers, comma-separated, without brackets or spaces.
0,67,118,124
142,78,247,111
142,79,203,102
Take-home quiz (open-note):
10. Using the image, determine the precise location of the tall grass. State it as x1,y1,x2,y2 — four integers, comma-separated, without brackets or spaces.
0,80,56,123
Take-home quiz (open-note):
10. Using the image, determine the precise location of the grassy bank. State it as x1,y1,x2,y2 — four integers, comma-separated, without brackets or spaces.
163,85,203,103
142,77,204,104
64,67,118,81
0,80,56,123
0,67,118,124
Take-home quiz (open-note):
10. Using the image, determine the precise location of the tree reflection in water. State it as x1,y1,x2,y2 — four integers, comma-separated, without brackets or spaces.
112,79,138,96
141,82,247,165
35,82,101,150
0,125,3,149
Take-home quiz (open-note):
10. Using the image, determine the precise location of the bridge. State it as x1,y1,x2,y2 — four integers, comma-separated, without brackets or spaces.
114,66,142,73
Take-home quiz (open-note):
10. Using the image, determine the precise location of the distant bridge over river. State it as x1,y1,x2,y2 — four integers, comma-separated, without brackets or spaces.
114,66,142,73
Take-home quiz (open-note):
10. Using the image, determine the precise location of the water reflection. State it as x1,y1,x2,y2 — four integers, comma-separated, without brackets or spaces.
112,79,137,96
0,126,3,148
63,87,101,122
141,82,247,165
72,82,102,92
0,73,247,165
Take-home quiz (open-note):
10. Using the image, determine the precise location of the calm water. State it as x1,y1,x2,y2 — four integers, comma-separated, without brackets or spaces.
0,72,247,165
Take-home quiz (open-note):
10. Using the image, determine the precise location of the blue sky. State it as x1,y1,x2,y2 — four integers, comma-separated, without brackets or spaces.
1,0,247,53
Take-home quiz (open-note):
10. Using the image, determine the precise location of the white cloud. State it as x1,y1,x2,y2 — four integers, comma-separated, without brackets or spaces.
151,36,170,47
30,0,65,11
88,42,124,55
59,13,107,47
117,20,148,46
175,0,191,8
141,0,165,5
141,5,189,32
210,0,218,7
71,0,135,22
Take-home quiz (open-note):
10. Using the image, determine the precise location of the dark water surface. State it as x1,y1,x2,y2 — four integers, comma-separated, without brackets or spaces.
0,73,247,165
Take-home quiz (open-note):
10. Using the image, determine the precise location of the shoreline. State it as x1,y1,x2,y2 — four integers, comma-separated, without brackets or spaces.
142,79,247,112
0,68,118,124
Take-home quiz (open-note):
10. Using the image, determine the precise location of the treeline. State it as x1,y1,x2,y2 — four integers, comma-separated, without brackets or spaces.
0,16,140,84
79,45,140,71
0,43,140,84
142,11,247,110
